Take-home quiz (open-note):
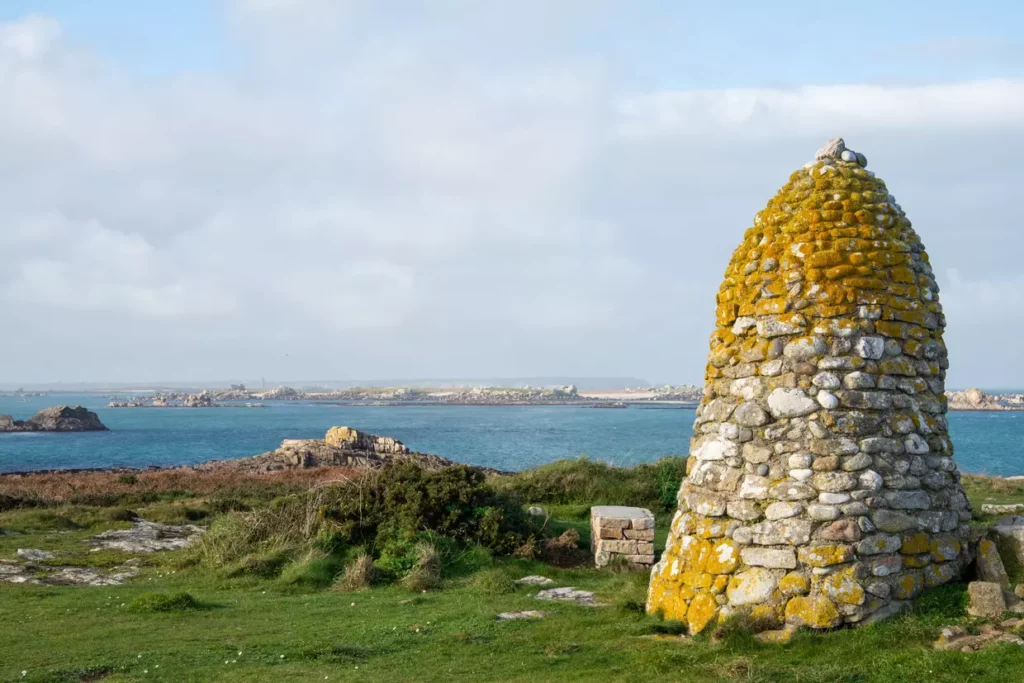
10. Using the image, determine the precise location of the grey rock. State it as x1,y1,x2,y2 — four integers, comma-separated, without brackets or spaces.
967,581,1006,618
767,388,818,419
733,402,769,427
91,519,204,553
516,575,554,586
741,547,797,569
854,337,885,360
815,137,846,161
535,587,600,607
497,610,546,620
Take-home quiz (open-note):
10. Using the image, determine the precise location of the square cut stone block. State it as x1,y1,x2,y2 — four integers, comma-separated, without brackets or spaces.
597,539,639,555
623,529,655,541
591,505,655,567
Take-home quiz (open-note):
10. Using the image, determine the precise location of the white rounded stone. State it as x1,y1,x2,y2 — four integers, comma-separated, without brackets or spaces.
790,469,813,482
788,453,813,469
767,388,818,419
817,391,839,409
840,149,857,162
858,470,884,491
765,501,803,520
818,492,851,505
807,504,840,521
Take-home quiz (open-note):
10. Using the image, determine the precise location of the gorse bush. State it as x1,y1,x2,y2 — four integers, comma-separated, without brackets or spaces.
323,464,537,554
190,464,538,586
491,456,686,513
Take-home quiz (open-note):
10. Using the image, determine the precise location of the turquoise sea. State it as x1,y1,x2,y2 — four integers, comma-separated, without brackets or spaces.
1,393,1022,476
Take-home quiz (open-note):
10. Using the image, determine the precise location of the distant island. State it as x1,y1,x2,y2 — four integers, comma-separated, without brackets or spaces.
0,406,107,432
106,384,704,408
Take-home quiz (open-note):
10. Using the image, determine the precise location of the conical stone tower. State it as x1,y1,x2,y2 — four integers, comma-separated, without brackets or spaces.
647,139,972,634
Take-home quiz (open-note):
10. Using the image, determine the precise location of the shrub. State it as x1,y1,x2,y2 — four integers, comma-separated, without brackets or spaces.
541,528,589,567
128,591,203,612
333,553,376,592
402,542,441,592
189,492,327,568
323,465,537,555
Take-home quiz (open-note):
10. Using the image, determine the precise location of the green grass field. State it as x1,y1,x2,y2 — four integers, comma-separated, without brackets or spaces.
2,465,1024,682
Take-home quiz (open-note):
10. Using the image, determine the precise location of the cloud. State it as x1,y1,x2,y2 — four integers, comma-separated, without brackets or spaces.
0,10,1022,386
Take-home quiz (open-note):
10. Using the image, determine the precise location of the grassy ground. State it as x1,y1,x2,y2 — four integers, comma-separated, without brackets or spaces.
2,465,1024,682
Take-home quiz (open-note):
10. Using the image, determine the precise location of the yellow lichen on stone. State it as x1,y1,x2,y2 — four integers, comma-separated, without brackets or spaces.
894,571,923,600
784,595,842,629
324,426,357,447
900,532,930,555
929,536,961,563
797,544,855,568
706,539,740,574
686,592,719,634
924,562,957,588
778,572,811,596
821,567,865,605
901,554,931,569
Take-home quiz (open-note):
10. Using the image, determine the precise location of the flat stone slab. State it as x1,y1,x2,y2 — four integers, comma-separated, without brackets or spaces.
515,575,553,586
16,549,56,561
91,519,204,553
982,504,1024,515
535,587,600,606
935,624,1024,652
591,506,654,520
496,610,546,620
0,560,139,586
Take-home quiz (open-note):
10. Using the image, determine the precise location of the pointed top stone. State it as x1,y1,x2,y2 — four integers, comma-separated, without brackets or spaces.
815,137,846,161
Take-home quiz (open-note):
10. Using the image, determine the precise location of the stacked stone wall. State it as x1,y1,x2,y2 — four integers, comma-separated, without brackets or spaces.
646,139,972,634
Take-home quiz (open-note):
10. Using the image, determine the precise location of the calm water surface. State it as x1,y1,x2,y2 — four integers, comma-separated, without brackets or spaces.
1,394,1022,475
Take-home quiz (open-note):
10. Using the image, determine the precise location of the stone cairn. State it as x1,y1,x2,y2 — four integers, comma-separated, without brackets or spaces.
591,506,656,569
646,138,972,636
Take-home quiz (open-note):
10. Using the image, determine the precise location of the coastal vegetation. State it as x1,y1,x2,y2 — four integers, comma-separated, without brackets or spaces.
2,460,1024,680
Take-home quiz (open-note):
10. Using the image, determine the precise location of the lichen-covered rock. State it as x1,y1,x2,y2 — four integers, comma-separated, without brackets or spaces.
976,538,1011,589
647,139,972,634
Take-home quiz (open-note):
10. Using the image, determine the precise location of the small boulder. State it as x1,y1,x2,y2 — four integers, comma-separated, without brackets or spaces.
968,581,1007,618
515,575,553,586
976,538,1011,589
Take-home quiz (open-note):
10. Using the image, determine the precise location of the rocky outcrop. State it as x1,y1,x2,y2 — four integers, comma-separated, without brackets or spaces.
946,388,1024,411
647,139,972,635
193,426,472,474
0,406,107,432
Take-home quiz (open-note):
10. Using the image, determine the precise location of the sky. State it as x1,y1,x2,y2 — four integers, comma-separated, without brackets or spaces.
2,1,1024,388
